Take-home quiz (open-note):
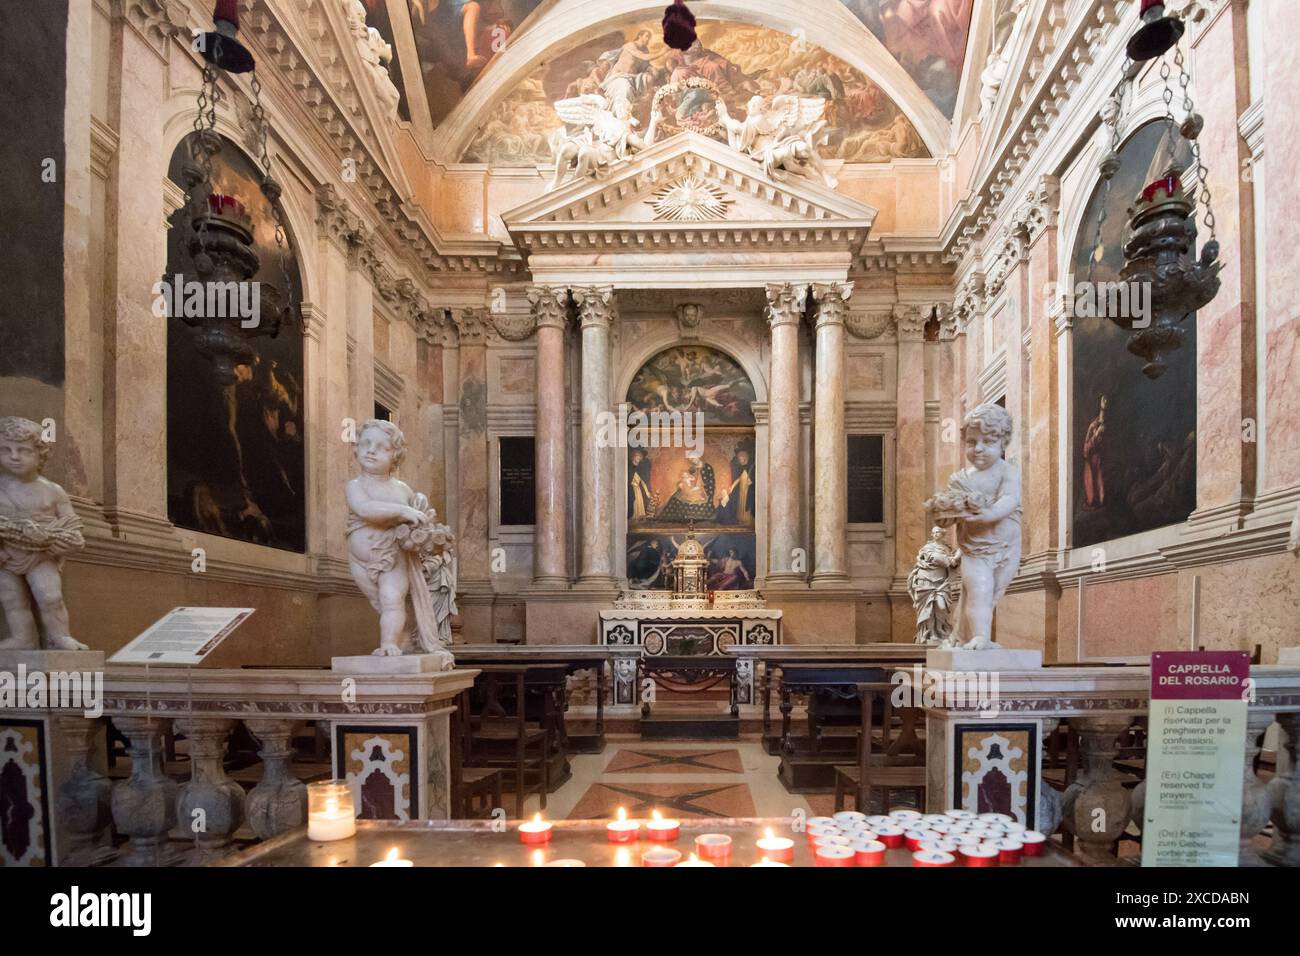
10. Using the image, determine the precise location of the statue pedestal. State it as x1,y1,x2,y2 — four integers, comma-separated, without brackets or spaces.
926,648,1042,672
331,652,455,674
0,648,105,672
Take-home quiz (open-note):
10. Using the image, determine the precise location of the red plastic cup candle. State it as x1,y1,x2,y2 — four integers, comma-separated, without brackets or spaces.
833,811,867,827
904,829,937,852
369,847,413,867
890,809,922,824
853,840,887,867
642,846,683,868
606,807,641,843
646,810,680,842
945,809,976,821
518,813,553,845
959,844,999,868
806,824,841,845
812,834,853,850
995,839,1024,865
694,833,732,860
815,845,856,867
756,828,795,863
806,816,837,829
919,839,958,855
1020,831,1047,857
675,853,715,867
866,815,893,828
912,849,957,868
873,824,905,848
978,813,1013,825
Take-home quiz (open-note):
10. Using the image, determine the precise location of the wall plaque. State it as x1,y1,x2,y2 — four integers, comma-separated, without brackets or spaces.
847,435,884,524
499,436,535,526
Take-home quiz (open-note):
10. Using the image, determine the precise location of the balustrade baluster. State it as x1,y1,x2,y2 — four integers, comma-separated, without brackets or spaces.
110,715,178,866
244,718,308,840
176,717,245,864
1265,712,1300,866
1062,715,1131,864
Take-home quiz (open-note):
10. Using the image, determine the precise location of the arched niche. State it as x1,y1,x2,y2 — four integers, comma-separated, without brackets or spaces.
163,132,307,553
1067,119,1196,550
623,343,759,592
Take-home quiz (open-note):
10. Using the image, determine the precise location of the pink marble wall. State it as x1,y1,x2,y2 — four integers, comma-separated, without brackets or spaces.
1024,227,1058,557
1060,574,1181,660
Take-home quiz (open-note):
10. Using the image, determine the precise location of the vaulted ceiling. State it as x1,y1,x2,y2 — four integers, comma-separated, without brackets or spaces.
359,0,987,165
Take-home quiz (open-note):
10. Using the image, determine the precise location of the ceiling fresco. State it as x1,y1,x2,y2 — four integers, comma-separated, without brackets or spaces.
364,1,975,142
461,20,931,165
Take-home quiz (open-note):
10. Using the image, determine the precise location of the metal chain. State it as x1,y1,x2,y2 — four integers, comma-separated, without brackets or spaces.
1088,64,1130,287
249,70,297,328
187,64,222,264
1174,44,1216,242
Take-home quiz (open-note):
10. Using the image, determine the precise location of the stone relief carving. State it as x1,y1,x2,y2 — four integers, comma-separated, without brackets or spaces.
844,311,893,339
488,313,537,341
717,95,838,188
650,176,731,222
676,303,704,337
549,94,653,189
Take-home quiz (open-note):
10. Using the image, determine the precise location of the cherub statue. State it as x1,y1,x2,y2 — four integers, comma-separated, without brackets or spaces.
923,404,1021,650
906,527,962,647
346,419,457,665
0,417,87,651
548,94,654,189
716,95,838,188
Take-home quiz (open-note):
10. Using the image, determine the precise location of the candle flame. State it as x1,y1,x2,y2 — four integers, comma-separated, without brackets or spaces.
533,813,542,824
652,809,662,822
616,807,627,822
326,797,338,814
385,847,399,862
765,828,774,840
688,853,699,862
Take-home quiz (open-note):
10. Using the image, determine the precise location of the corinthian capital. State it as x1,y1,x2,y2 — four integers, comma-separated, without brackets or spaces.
451,307,489,344
572,286,617,330
811,282,854,329
765,282,808,330
894,303,929,340
527,285,571,332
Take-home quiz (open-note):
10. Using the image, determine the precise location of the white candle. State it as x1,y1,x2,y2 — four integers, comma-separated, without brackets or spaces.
369,847,412,867
646,809,680,842
674,854,715,867
307,795,356,842
756,828,795,862
606,806,641,843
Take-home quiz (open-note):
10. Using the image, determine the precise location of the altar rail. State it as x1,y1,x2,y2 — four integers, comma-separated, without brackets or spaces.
911,663,1300,866
1,664,475,866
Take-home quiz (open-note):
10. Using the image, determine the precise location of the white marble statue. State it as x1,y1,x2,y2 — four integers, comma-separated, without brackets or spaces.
344,0,401,117
978,49,1009,120
0,417,88,651
549,94,653,189
906,527,962,647
924,404,1021,650
346,419,457,664
716,95,838,189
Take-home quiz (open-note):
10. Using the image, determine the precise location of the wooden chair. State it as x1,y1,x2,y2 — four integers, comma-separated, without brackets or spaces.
451,689,504,819
462,666,550,818
833,682,926,814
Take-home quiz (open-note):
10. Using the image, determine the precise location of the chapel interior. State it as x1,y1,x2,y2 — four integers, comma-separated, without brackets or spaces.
1,0,1297,870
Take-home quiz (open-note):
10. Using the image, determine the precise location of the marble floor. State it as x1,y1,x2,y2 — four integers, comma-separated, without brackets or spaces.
516,736,828,821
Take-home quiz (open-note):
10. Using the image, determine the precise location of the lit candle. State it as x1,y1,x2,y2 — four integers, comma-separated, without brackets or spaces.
815,845,856,867
852,839,887,867
369,847,413,868
646,809,680,842
959,844,999,868
756,828,795,863
694,833,732,860
606,807,641,843
674,854,715,867
518,813,553,845
750,858,789,867
306,782,356,842
544,859,587,867
641,846,683,868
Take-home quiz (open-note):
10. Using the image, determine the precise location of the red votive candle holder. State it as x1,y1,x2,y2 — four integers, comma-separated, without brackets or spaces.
518,814,553,845
756,828,795,863
1020,831,1047,857
912,850,957,868
606,807,641,844
694,833,732,860
960,844,999,867
873,824,905,848
815,845,856,867
996,839,1025,865
833,811,868,828
904,829,937,852
641,846,682,868
853,840,887,867
646,810,680,842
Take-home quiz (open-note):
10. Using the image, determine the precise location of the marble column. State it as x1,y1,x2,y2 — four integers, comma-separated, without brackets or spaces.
890,305,929,640
347,234,377,423
811,282,851,585
1022,179,1060,562
936,309,962,493
454,308,493,636
1187,0,1258,530
765,283,808,585
529,286,571,588
573,287,618,588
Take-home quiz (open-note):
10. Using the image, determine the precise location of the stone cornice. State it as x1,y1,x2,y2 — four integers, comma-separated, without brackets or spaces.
953,270,987,329
765,283,808,331
114,0,186,58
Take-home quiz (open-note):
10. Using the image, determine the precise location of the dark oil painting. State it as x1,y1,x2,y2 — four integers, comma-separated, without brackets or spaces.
1070,120,1196,549
165,133,306,552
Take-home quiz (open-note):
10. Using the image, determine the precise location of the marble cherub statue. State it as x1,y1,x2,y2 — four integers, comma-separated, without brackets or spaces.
346,419,457,665
923,403,1021,650
716,94,838,188
548,93,653,189
906,527,962,647
0,417,88,651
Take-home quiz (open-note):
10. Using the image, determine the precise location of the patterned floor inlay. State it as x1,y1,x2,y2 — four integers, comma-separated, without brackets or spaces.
603,748,744,775
566,782,757,820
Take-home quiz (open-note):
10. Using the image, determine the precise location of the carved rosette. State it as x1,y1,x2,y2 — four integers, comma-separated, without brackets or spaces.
650,176,732,221
527,286,570,333
572,285,617,331
764,282,808,330
811,282,853,330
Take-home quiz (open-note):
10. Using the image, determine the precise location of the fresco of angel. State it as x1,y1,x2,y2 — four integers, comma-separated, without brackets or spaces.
716,94,838,188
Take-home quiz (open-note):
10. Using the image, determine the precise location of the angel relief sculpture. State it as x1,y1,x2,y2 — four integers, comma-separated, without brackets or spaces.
549,94,656,189
716,95,838,189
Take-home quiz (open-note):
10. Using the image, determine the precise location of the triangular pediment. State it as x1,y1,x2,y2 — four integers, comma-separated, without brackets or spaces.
503,132,877,251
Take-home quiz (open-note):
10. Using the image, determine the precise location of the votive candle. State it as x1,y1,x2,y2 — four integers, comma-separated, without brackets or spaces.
606,807,641,843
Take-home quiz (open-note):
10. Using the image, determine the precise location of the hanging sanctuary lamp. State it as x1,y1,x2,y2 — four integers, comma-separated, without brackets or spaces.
1088,0,1222,379
177,0,297,384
